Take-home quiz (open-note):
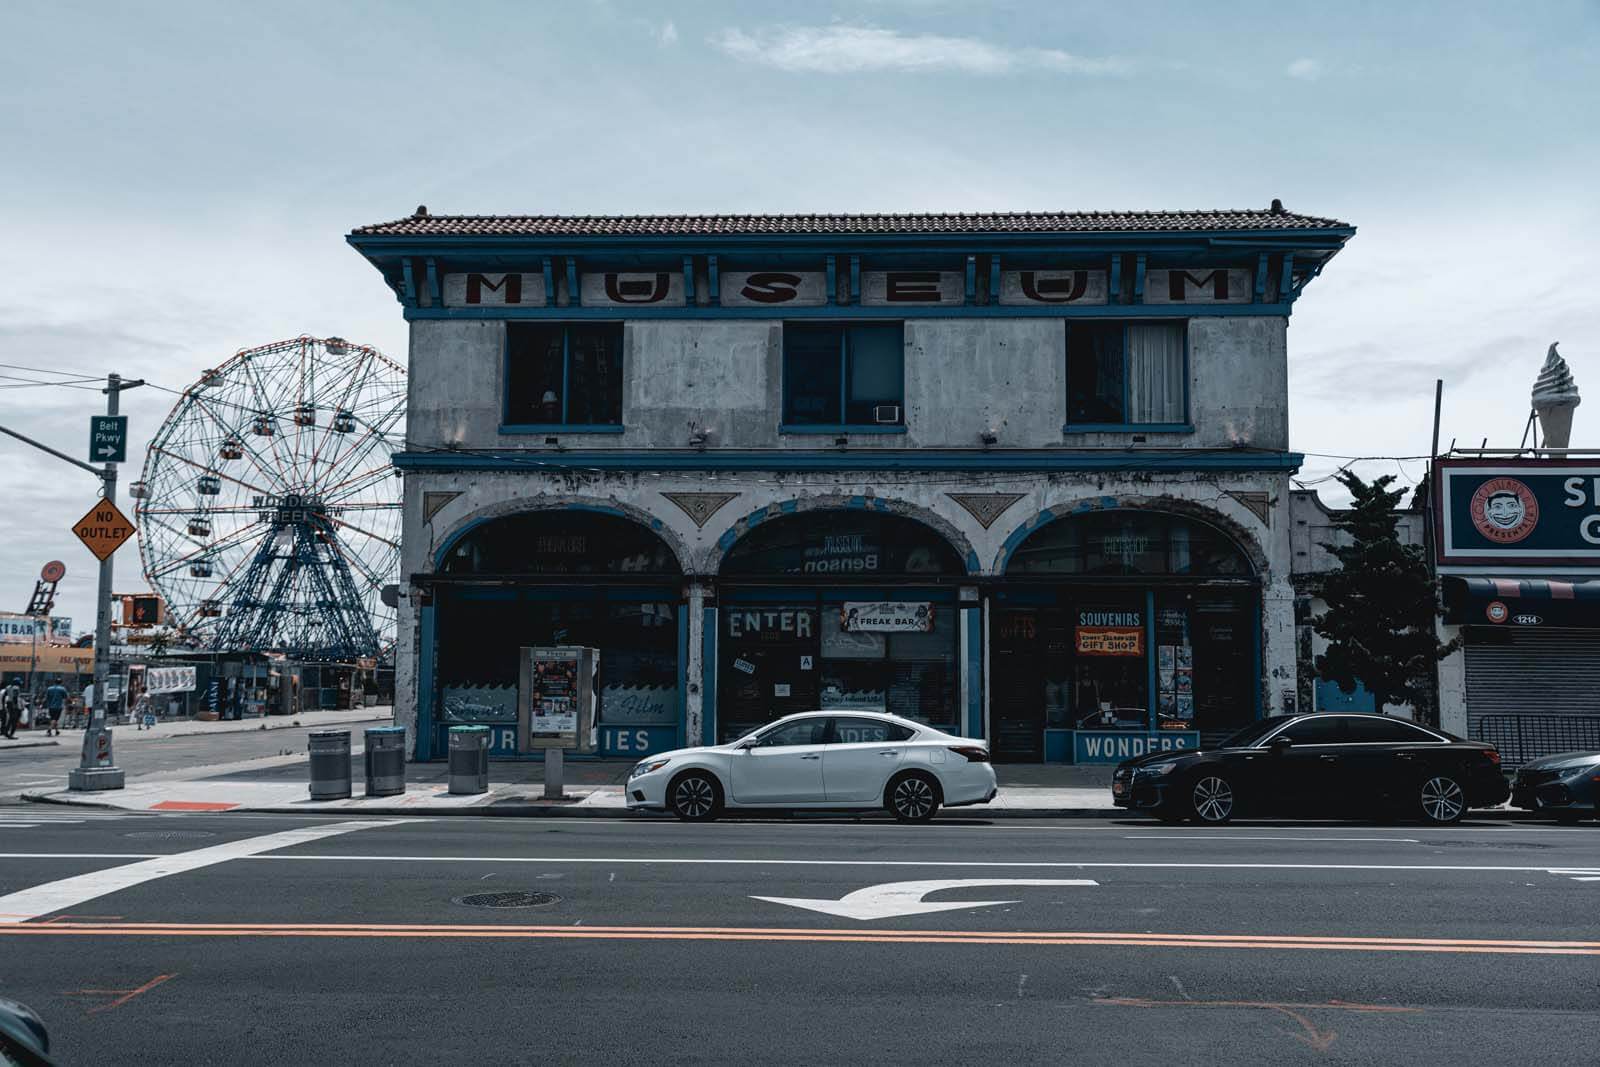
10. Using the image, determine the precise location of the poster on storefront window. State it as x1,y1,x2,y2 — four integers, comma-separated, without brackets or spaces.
1175,694,1195,720
840,602,935,633
1077,627,1144,656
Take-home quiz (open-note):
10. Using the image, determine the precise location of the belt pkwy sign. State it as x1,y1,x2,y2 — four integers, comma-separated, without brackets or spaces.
753,878,1098,920
88,415,128,463
73,498,137,562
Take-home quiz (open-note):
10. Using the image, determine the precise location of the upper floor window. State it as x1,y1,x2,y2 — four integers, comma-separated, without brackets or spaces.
783,323,904,430
1066,321,1187,428
505,323,624,428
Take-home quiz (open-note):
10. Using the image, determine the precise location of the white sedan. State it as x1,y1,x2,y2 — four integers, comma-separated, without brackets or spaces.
625,710,998,822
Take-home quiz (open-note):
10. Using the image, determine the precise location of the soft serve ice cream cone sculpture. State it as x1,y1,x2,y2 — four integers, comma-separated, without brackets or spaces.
1531,342,1580,448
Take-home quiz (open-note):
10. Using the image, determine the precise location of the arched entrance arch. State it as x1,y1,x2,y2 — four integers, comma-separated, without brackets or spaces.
990,508,1261,763
710,509,970,744
422,507,686,761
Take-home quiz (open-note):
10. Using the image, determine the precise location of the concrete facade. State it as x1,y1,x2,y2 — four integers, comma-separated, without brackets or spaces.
349,208,1355,761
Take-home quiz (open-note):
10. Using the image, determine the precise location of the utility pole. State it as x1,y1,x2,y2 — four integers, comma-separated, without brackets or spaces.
68,373,144,790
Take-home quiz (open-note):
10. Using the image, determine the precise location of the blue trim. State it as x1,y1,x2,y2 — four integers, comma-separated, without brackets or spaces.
708,255,719,302
541,257,554,306
988,255,1000,302
397,449,1305,474
825,255,837,302
565,257,578,306
1133,254,1146,303
1144,588,1157,730
849,255,861,304
1279,252,1295,302
417,603,436,761
1064,423,1194,434
682,256,695,306
779,424,908,435
1253,253,1269,303
500,424,626,435
432,501,659,568
964,255,976,303
400,258,418,303
399,303,1295,321
1109,255,1122,304
964,605,983,739
676,603,689,749
424,257,441,305
701,606,717,746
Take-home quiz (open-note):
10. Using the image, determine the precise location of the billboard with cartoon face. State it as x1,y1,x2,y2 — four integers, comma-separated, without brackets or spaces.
1436,460,1600,565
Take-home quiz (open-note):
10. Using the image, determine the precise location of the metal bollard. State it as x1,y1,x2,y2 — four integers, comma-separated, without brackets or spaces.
448,725,491,795
308,729,352,800
364,726,407,797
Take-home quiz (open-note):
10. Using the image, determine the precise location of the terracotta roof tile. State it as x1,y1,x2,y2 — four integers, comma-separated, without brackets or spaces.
350,208,1351,239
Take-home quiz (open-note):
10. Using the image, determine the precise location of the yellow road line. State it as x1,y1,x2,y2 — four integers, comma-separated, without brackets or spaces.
2,922,1597,955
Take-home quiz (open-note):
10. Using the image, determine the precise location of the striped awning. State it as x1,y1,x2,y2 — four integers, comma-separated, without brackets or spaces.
1443,576,1600,627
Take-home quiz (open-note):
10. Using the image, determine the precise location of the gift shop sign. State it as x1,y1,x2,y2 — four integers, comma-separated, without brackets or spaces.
1436,461,1600,565
1076,609,1144,656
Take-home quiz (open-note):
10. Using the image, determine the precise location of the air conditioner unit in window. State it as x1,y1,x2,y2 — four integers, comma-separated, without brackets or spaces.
873,405,901,424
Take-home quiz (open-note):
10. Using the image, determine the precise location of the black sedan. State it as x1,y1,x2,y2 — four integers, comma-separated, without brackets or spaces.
1510,751,1600,823
1113,713,1509,824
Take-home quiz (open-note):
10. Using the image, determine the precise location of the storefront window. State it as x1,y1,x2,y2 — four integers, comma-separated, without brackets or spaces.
1007,510,1252,577
433,512,681,743
718,512,963,742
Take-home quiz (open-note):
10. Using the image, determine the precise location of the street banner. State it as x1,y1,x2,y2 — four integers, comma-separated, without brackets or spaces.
145,666,196,694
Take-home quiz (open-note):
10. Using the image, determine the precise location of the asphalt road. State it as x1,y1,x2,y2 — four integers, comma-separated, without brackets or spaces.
2,811,1596,1065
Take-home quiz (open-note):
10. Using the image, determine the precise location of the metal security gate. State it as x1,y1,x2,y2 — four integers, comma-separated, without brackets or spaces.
1465,629,1600,764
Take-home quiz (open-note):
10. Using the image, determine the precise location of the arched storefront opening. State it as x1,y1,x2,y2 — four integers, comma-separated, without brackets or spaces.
425,509,684,759
995,509,1258,762
715,510,966,744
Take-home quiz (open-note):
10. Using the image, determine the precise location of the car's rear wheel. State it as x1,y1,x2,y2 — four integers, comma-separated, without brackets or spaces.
1418,775,1466,824
667,771,723,822
1189,775,1234,824
887,772,941,823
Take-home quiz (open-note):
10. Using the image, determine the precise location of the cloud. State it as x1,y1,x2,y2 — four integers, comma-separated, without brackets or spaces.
657,20,678,46
709,24,1127,76
1286,57,1323,80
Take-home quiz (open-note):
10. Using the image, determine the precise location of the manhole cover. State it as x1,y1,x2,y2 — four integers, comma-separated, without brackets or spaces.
123,830,218,840
452,891,561,909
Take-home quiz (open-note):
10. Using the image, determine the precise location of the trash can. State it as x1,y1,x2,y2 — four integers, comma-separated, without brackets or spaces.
364,726,407,797
308,729,352,800
448,725,491,795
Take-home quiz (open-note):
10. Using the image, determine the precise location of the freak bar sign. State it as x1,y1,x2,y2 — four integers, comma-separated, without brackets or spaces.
72,498,137,562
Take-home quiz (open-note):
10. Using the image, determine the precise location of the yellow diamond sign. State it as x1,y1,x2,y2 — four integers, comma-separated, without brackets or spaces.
73,498,137,562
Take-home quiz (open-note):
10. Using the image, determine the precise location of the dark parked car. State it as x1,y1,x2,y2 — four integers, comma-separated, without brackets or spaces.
1510,751,1600,823
1113,713,1509,824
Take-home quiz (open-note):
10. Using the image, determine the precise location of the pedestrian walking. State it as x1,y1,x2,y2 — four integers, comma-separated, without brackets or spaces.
43,678,69,737
1,679,21,739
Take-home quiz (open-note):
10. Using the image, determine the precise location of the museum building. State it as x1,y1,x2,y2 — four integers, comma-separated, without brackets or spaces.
347,206,1354,762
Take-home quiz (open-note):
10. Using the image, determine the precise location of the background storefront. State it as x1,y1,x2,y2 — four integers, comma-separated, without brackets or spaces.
426,510,684,759
715,511,964,743
994,510,1258,762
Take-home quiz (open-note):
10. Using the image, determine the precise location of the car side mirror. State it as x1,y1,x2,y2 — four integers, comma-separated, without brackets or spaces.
738,739,756,752
1269,737,1292,754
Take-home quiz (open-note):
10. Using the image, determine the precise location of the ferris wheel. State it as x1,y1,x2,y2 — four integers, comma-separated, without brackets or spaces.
132,336,406,660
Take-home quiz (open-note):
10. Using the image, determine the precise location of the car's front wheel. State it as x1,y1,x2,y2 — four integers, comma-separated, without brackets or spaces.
1417,775,1466,824
667,771,723,822
1189,774,1235,824
887,772,941,823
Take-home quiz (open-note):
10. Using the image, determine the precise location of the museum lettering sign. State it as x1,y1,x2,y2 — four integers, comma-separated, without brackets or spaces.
1436,459,1600,565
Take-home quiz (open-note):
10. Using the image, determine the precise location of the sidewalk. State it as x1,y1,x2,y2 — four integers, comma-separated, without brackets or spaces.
24,758,1120,817
0,707,393,752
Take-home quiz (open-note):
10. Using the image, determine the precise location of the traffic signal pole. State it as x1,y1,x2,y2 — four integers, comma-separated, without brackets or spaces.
69,373,144,790
0,372,142,791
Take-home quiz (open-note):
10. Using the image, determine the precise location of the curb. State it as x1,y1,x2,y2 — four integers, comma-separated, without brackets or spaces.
141,715,394,742
0,739,61,752
19,791,1538,822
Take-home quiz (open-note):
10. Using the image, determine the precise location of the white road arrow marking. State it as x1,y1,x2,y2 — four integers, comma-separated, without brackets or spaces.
752,878,1097,921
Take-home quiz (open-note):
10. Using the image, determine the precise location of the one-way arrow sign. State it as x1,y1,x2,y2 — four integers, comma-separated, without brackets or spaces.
752,879,1098,921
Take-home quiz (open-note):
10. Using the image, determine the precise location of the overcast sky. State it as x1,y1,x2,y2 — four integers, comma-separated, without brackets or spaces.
2,0,1597,633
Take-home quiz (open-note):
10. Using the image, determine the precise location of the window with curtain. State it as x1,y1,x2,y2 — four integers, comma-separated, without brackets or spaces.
783,323,904,427
1066,321,1187,427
